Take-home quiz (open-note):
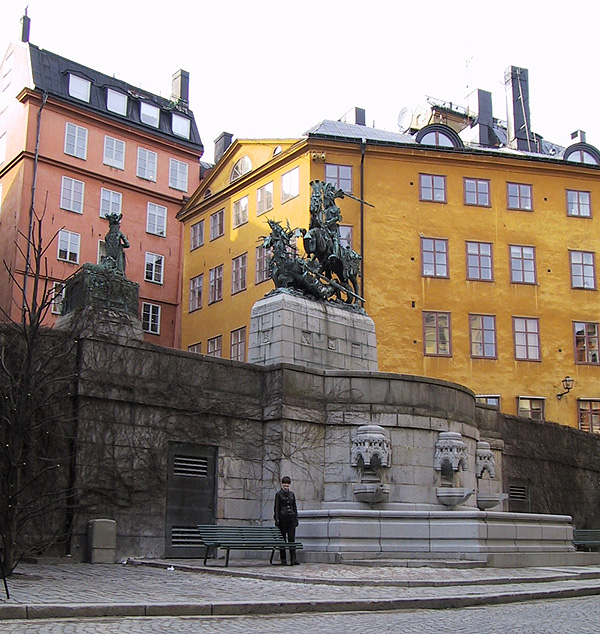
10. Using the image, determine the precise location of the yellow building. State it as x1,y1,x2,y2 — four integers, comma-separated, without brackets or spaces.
178,79,600,433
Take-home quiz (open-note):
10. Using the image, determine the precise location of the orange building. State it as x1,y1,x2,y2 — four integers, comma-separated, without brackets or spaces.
0,15,204,347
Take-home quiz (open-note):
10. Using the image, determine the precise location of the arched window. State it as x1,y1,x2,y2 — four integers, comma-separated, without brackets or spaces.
230,156,252,182
273,145,282,156
416,124,463,149
563,143,600,166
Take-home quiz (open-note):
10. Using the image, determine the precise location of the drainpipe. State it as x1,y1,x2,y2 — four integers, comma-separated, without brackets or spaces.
22,91,48,324
360,138,366,296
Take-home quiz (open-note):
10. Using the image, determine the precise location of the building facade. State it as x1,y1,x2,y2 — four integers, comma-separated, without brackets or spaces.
178,79,600,432
0,16,203,347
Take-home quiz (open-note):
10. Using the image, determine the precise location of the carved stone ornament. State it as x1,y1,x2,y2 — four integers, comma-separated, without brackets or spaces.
350,425,391,468
475,441,496,479
434,431,468,472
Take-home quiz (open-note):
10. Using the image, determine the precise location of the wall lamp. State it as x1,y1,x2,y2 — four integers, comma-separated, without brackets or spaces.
556,376,575,400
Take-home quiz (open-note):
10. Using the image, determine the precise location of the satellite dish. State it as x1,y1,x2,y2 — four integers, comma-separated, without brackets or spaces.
397,107,413,133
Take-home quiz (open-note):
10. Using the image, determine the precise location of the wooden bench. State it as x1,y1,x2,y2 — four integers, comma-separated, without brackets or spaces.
573,529,600,551
197,525,303,567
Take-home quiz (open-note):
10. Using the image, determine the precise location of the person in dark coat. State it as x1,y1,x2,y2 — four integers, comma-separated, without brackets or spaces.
273,476,299,565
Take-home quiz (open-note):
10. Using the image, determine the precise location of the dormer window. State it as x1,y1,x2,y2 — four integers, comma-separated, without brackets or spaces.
172,113,190,139
230,156,252,182
563,143,600,166
416,124,463,149
140,102,160,128
107,89,127,116
68,74,91,102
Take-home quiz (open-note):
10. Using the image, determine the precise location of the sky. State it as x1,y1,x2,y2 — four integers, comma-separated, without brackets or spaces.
2,1,600,162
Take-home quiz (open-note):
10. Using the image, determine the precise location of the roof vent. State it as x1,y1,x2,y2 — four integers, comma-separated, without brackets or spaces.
172,69,189,105
21,10,31,43
214,132,233,164
505,66,534,152
354,107,366,126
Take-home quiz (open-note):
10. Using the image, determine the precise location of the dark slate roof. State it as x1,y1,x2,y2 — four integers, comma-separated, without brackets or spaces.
28,44,203,152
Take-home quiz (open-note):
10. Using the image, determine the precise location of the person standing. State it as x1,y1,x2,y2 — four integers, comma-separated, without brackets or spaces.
273,476,299,565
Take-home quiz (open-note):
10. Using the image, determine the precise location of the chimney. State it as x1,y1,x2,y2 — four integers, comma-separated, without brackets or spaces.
475,89,494,146
171,69,189,105
505,66,533,151
354,107,366,126
214,132,233,163
21,10,30,43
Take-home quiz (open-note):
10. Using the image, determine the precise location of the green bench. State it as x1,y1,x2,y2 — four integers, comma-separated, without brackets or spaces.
197,524,303,567
573,529,600,551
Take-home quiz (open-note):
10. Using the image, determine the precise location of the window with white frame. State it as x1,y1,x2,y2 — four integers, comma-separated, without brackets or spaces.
169,158,188,191
518,397,544,420
190,220,204,250
281,167,299,202
423,311,451,356
141,302,161,334
230,327,246,362
464,178,490,206
210,209,224,240
99,188,122,217
97,240,107,264
570,250,596,289
146,202,167,236
466,241,493,281
233,196,248,228
325,164,352,192
420,174,446,202
578,400,600,433
257,182,273,215
509,245,536,284
256,245,270,284
231,253,247,294
209,264,223,304
68,74,90,102
469,314,496,358
340,225,353,249
106,89,127,115
421,237,448,277
51,281,65,315
188,342,202,354
172,113,190,138
230,156,252,182
64,122,88,159
57,229,80,263
513,317,540,361
507,182,532,210
144,252,164,284
140,102,160,127
574,321,600,364
189,274,203,312
207,335,222,357
566,190,591,217
60,176,85,213
137,147,157,181
476,395,500,407
104,136,125,169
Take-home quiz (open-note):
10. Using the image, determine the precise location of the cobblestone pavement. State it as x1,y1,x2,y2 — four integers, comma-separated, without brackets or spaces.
1,595,600,633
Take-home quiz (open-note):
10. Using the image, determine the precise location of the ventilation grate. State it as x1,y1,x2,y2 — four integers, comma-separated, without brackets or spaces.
170,526,204,548
509,485,528,501
173,455,208,478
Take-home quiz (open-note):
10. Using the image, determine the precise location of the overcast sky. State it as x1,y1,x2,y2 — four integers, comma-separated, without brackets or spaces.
2,1,599,162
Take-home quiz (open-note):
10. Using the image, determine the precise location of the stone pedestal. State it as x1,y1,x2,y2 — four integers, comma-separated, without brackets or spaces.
248,292,378,371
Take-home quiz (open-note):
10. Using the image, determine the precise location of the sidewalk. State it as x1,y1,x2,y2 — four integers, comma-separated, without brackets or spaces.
2,558,600,621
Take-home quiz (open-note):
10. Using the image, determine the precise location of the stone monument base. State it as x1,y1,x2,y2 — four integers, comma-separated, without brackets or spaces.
248,292,378,371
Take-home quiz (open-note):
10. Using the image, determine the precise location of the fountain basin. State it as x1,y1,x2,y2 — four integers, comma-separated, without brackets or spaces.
436,487,475,507
477,493,508,510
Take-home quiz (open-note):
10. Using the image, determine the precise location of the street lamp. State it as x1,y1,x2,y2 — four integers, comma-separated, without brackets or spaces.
556,376,574,400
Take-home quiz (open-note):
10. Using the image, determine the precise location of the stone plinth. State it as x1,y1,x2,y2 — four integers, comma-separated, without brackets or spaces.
248,292,378,371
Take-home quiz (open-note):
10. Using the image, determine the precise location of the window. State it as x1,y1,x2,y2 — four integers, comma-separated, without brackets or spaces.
470,314,496,358
207,335,222,357
51,282,65,315
64,122,88,159
190,220,204,250
141,302,161,334
232,253,247,294
57,230,80,263
466,241,493,281
578,400,600,433
210,209,224,240
282,167,299,202
419,130,455,148
423,311,451,356
137,147,157,181
476,395,500,407
509,245,536,284
140,102,160,127
233,196,248,228
97,240,107,264
421,238,448,277
60,176,84,213
144,252,164,284
172,113,190,138
464,178,490,206
513,317,540,361
570,250,596,289
209,265,223,304
169,158,188,191
230,156,252,182
507,182,532,210
189,274,203,312
103,136,125,169
68,74,90,102
147,202,167,236
106,89,127,115
518,397,544,420
230,327,246,362
419,174,446,202
566,149,600,165
256,245,270,284
100,188,122,217
340,225,353,249
574,321,600,364
325,164,352,192
566,190,591,217
188,343,202,354
257,182,273,215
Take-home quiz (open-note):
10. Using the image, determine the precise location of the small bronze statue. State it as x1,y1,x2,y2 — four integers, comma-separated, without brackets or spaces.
102,213,130,275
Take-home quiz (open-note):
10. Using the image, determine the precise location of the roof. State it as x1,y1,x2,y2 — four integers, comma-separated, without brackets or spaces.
28,44,203,152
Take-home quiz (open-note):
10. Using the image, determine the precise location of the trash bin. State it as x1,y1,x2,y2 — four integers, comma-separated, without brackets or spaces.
86,519,117,563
